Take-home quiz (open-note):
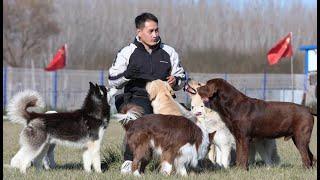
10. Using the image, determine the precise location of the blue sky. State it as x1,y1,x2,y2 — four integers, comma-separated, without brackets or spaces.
192,0,317,8
300,0,317,7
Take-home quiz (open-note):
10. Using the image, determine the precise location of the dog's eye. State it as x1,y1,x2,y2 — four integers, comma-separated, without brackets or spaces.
191,106,194,109
201,105,204,108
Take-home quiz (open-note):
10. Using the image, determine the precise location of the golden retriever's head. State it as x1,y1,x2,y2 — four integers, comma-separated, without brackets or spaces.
146,79,175,101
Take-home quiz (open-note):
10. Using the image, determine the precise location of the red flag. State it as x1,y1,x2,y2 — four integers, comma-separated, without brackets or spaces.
267,32,293,65
45,44,67,71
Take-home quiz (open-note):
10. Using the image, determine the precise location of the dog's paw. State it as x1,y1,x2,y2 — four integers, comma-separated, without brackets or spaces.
133,170,141,177
95,168,102,173
10,157,20,168
19,167,27,174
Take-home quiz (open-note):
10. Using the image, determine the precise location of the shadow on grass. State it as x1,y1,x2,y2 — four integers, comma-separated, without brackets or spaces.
99,146,299,174
55,163,83,170
278,163,295,168
249,160,272,167
185,158,225,174
249,160,295,169
193,159,297,173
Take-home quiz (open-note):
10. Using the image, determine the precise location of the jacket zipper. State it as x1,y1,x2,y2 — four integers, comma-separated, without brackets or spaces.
149,53,153,75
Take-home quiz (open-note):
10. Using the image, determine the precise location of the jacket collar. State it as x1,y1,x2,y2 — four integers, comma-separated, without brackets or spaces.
134,36,162,52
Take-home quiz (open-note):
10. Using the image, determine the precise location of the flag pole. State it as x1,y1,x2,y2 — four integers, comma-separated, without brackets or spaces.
291,55,294,102
263,62,267,100
290,32,294,103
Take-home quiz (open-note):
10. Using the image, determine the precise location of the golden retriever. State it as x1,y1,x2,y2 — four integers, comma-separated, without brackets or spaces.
146,79,182,116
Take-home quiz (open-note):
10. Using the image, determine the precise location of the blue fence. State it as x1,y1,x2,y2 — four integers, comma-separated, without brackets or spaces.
2,67,308,111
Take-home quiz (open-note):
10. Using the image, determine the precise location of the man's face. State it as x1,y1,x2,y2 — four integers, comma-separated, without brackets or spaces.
137,20,159,47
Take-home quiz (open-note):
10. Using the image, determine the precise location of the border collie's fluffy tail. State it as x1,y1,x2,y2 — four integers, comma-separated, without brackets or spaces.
113,104,144,130
7,90,45,126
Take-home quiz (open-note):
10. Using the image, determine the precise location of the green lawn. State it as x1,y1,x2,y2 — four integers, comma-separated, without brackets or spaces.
3,117,317,180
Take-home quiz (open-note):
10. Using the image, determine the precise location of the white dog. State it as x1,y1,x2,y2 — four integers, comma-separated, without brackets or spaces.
186,81,235,168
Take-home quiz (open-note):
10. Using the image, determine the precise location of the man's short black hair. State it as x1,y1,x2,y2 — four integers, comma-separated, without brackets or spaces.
135,12,158,29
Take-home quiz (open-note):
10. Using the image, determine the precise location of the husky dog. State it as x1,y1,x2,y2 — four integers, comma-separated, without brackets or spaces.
7,82,111,173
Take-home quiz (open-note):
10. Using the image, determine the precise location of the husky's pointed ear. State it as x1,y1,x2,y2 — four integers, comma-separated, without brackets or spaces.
89,82,95,90
94,83,102,95
99,85,108,96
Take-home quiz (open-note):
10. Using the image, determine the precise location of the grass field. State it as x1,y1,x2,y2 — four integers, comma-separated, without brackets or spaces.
3,117,317,180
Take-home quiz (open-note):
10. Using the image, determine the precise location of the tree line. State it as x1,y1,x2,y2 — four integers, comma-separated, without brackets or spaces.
3,0,317,73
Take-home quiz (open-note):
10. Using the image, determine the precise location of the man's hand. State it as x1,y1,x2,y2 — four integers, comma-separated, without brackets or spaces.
166,75,176,87
124,65,140,79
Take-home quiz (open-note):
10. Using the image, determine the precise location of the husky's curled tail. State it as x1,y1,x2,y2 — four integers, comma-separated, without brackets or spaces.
8,83,112,174
7,90,45,126
113,104,144,130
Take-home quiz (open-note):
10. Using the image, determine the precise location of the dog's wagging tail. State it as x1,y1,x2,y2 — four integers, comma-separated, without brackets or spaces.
113,103,144,130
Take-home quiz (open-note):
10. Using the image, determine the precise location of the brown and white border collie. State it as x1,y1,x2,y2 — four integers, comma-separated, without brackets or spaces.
114,104,215,177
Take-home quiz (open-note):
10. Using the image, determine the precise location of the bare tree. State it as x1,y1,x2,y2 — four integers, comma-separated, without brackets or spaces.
3,0,60,67
3,0,317,73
